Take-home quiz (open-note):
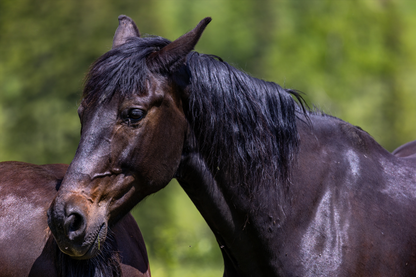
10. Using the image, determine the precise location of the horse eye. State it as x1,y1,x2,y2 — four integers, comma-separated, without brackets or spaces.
129,109,145,119
123,108,146,124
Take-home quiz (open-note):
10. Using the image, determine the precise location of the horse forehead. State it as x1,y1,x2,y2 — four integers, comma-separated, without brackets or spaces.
143,74,174,103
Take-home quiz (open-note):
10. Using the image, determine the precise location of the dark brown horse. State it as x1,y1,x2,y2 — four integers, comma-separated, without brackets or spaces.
48,15,416,276
0,161,150,277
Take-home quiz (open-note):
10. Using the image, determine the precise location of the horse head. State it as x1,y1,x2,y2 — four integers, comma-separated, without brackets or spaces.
48,15,211,259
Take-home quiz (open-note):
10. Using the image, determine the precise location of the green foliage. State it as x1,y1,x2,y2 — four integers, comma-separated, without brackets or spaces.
1,0,416,275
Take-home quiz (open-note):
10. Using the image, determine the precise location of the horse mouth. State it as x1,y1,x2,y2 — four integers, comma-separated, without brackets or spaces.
76,223,107,260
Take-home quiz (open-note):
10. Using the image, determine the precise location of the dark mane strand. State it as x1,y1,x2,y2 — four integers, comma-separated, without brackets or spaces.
185,52,308,194
83,36,171,108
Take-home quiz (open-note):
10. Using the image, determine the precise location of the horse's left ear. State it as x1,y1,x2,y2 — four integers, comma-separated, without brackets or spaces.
112,15,141,49
147,17,212,72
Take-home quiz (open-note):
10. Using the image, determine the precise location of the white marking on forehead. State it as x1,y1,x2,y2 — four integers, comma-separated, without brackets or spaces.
300,189,350,276
0,194,44,241
346,149,360,177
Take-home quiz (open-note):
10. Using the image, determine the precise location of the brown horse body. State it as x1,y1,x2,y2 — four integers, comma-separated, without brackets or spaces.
0,161,150,277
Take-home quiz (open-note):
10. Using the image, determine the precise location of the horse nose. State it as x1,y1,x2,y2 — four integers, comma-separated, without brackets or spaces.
64,205,87,241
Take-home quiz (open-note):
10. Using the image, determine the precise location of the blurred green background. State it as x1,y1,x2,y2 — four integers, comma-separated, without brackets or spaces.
1,0,416,276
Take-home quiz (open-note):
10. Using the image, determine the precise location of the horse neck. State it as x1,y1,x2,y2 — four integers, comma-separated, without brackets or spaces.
176,147,289,275
176,123,288,223
175,149,237,237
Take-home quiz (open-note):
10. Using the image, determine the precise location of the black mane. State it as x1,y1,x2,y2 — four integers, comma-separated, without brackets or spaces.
84,37,307,193
185,52,306,194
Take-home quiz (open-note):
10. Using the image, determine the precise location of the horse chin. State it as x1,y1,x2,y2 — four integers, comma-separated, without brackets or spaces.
58,223,108,260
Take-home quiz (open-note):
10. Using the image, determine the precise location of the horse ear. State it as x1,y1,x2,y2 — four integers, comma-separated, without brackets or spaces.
112,15,141,49
147,17,212,72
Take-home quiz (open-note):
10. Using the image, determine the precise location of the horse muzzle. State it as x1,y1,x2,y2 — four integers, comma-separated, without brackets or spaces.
47,193,108,260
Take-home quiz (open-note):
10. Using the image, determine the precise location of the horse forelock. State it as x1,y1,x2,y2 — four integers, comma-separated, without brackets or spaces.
82,36,171,109
185,52,308,193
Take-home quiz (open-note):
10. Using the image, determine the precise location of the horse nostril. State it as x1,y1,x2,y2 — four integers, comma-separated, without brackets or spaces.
64,211,86,241
67,213,83,232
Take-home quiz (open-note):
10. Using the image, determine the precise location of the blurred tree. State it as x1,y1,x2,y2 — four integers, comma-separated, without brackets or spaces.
1,0,416,276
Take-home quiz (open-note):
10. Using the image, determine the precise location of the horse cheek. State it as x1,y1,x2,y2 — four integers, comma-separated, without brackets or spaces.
136,110,185,189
